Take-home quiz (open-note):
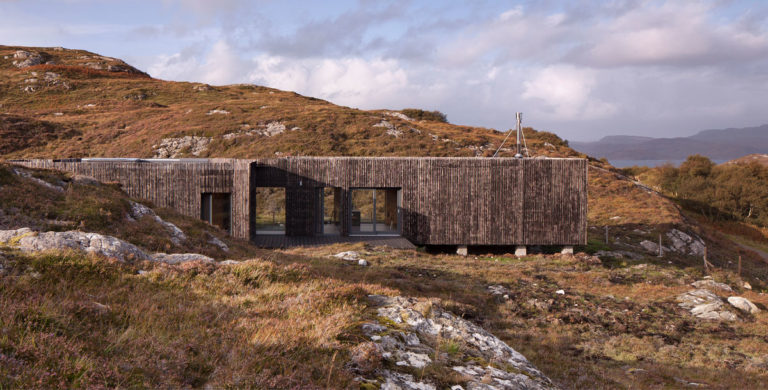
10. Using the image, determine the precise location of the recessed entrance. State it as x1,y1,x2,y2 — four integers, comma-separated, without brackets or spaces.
201,192,231,234
350,188,401,236
255,187,286,235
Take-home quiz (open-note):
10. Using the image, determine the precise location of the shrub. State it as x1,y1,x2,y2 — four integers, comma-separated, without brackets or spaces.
400,109,448,123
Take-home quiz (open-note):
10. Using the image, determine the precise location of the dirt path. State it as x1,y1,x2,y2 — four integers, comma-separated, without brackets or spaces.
734,241,768,262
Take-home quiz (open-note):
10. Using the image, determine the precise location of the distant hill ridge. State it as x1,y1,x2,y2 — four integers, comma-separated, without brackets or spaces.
571,124,768,162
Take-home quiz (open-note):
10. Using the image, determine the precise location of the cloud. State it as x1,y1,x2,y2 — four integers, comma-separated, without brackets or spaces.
247,55,409,108
567,1,768,67
522,65,616,121
148,40,250,85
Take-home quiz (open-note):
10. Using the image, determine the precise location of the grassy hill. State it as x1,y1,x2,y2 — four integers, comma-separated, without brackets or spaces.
3,45,768,388
1,45,574,159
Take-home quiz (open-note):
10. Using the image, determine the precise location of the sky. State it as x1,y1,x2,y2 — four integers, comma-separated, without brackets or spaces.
1,0,768,141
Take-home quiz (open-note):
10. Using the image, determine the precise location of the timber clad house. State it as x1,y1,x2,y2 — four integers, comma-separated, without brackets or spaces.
14,157,588,251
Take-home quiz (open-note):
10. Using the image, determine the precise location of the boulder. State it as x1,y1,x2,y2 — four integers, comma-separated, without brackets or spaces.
691,279,732,292
666,229,706,256
12,50,43,68
1,228,151,262
151,253,214,264
639,240,662,254
677,289,737,321
727,297,760,314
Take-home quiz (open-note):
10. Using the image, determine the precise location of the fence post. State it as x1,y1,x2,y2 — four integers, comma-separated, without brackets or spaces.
658,234,663,257
703,247,709,273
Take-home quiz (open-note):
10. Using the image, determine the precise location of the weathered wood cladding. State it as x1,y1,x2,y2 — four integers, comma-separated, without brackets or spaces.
12,157,588,246
12,159,251,240
251,157,588,246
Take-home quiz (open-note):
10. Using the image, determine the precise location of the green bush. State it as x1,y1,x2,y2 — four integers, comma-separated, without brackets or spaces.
400,109,448,123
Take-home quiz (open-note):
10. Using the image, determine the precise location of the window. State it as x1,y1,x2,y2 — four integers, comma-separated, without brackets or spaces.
254,187,286,235
201,193,232,234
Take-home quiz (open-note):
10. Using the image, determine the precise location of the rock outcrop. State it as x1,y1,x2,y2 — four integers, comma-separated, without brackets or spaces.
0,228,151,262
352,295,556,389
12,50,44,68
0,228,219,265
676,288,737,321
666,229,706,256
727,297,760,314
153,136,211,158
128,201,187,245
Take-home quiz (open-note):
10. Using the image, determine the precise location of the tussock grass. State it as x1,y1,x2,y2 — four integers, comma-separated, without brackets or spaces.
0,250,395,388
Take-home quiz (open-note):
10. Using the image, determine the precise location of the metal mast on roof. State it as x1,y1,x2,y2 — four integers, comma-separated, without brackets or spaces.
515,112,523,158
492,112,526,158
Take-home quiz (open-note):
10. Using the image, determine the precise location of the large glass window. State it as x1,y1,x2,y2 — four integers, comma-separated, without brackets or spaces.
316,187,342,235
349,188,400,235
254,187,286,235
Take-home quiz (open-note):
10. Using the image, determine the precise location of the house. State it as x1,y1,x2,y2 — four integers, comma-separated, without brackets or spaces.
12,157,588,252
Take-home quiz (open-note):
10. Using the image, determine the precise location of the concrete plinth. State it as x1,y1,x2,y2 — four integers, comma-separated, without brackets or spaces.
514,245,527,257
456,245,468,256
561,246,574,255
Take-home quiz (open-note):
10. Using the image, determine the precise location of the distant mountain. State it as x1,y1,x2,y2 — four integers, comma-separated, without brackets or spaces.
571,124,768,162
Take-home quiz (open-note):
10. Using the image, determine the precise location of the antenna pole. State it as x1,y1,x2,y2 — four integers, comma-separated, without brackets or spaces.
492,112,524,158
515,112,523,158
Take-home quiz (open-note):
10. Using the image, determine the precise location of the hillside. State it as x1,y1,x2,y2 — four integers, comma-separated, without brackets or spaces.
724,153,768,167
4,45,768,388
1,45,575,159
571,124,768,164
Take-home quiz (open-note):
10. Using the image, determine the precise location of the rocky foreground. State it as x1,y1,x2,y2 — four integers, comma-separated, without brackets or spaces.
354,295,556,390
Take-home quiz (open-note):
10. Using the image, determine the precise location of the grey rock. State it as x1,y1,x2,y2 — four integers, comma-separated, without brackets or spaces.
12,50,43,68
667,229,706,256
639,240,662,254
1,228,151,262
152,253,214,264
692,279,732,292
362,322,386,334
677,289,737,321
334,250,369,266
381,371,435,390
334,251,360,261
128,201,187,245
727,296,760,314
153,136,211,158
368,295,555,389
219,260,241,265
395,351,431,368
206,233,229,251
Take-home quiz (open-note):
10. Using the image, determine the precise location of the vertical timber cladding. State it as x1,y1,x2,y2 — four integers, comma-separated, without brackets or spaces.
249,157,587,246
15,157,588,245
522,158,588,245
11,159,250,240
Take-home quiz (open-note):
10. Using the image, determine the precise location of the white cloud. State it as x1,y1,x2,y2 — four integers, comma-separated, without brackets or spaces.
247,56,409,108
521,65,616,121
148,40,249,85
571,1,768,67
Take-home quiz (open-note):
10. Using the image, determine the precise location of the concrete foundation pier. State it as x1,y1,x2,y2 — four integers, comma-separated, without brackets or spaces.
456,245,468,256
515,245,527,257
561,246,574,255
